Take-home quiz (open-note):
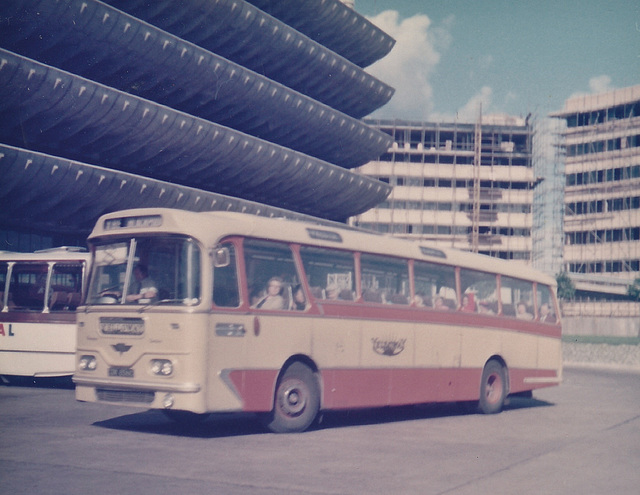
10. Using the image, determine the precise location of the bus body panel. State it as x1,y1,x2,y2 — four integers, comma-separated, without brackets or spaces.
75,309,211,413
0,319,76,377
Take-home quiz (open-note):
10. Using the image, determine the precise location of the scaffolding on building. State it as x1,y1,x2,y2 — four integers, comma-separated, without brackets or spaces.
353,116,535,262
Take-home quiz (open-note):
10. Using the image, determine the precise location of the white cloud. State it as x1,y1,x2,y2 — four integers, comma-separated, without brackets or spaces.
364,12,499,124
588,75,614,93
456,86,492,122
365,11,448,120
569,75,615,99
430,86,494,123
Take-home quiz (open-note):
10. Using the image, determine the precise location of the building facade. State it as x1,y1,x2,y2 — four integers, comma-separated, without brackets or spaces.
552,85,640,285
350,116,535,262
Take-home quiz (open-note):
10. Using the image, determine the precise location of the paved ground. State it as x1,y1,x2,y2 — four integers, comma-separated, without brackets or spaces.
0,367,638,495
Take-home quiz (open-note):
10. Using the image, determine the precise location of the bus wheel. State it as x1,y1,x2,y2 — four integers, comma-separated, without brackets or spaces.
265,362,320,433
478,360,507,414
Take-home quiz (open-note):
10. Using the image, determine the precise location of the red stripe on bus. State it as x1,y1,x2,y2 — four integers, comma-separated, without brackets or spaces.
227,366,560,412
227,369,279,411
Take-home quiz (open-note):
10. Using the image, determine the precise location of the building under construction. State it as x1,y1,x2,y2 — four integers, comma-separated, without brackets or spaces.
350,116,535,262
551,85,640,301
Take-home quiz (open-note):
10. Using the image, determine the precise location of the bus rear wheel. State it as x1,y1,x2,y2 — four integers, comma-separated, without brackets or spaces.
478,360,507,414
264,362,320,433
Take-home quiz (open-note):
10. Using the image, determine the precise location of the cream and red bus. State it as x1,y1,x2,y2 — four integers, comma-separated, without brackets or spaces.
74,208,561,432
1,247,89,381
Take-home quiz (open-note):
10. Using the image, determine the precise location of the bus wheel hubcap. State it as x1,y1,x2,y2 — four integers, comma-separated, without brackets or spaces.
281,383,306,416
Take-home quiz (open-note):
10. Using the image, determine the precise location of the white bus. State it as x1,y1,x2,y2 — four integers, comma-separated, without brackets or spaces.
74,208,562,432
0,247,90,380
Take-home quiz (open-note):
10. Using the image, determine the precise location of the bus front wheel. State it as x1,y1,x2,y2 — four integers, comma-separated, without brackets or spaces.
478,360,507,414
264,362,320,433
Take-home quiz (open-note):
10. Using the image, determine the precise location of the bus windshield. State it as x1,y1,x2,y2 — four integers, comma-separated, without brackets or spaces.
86,236,201,306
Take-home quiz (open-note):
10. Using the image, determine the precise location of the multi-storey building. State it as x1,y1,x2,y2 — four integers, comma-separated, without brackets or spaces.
552,85,640,285
351,116,535,261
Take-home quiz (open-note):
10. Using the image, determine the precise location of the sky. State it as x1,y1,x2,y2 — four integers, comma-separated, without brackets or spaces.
355,0,639,123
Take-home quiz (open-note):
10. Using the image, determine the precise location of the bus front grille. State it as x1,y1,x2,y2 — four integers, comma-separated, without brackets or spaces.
97,388,155,404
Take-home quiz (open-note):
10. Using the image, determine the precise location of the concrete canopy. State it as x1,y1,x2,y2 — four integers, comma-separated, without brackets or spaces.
0,0,391,169
0,0,395,238
0,144,354,235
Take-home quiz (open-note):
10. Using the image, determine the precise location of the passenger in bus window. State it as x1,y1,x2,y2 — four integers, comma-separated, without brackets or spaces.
126,264,158,303
433,296,449,310
325,284,340,300
539,303,556,323
460,294,476,312
413,293,426,307
516,301,533,320
253,276,284,310
292,284,306,310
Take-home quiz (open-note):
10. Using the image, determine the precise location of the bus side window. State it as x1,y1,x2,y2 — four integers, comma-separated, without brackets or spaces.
9,263,48,311
413,261,457,309
213,243,240,308
537,284,558,324
360,254,410,305
0,262,7,311
459,269,498,314
49,262,84,311
300,246,355,302
501,276,535,320
244,239,301,310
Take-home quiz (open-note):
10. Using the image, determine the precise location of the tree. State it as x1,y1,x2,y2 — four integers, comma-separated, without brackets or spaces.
628,277,640,301
556,272,575,300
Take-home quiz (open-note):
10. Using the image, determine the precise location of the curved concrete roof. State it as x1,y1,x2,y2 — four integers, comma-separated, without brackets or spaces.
0,50,391,220
0,145,355,234
0,0,390,168
245,0,395,68
103,0,395,118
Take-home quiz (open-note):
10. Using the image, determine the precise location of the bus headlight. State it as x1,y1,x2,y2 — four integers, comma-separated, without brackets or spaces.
151,359,173,376
79,355,97,371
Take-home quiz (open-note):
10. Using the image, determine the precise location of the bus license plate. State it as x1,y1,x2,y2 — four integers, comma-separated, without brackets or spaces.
109,367,134,378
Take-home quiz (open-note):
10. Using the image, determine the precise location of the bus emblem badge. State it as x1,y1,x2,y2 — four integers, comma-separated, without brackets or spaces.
112,343,132,355
371,337,406,357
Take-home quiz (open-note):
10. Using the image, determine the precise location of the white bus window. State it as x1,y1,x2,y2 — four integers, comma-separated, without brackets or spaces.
213,243,240,308
0,262,7,310
87,242,130,304
49,262,84,311
87,238,200,305
9,263,48,311
501,276,535,320
299,246,355,301
537,284,558,324
360,254,410,304
244,239,300,310
413,261,457,310
459,269,498,314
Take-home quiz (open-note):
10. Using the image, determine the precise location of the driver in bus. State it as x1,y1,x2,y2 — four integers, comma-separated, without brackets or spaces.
126,264,158,304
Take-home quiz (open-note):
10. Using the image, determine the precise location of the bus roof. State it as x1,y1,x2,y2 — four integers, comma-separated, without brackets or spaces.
0,248,90,263
90,208,556,286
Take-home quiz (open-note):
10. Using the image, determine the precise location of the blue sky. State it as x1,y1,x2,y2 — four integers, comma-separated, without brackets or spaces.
355,0,639,122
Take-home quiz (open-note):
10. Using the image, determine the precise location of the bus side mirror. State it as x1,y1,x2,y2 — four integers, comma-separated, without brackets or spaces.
212,247,230,268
